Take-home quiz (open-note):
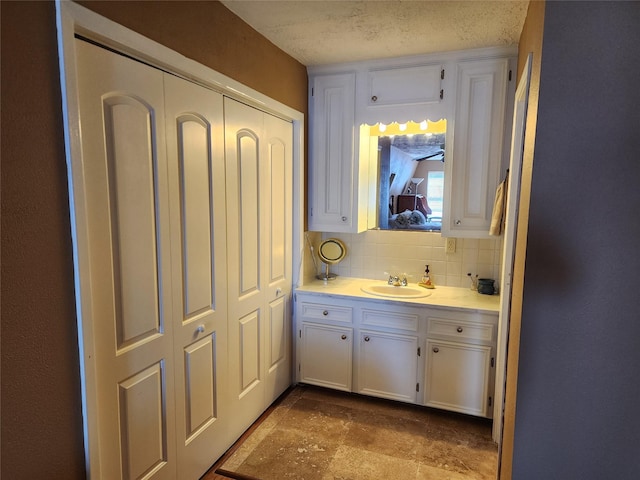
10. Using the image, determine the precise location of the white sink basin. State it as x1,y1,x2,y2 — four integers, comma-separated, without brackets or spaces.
361,283,432,298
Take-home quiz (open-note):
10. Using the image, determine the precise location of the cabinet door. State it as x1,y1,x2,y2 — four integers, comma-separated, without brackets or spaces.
425,339,492,417
357,330,418,403
444,58,510,238
309,73,360,232
367,64,442,106
300,323,353,391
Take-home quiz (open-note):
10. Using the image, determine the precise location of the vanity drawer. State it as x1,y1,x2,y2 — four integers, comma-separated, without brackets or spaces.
361,308,419,332
300,302,353,323
427,317,494,344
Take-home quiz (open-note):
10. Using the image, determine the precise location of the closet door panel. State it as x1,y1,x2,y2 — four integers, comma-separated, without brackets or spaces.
164,74,228,479
224,98,267,440
264,113,293,401
75,39,176,480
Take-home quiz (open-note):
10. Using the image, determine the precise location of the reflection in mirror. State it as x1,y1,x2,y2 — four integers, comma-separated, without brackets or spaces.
364,120,446,231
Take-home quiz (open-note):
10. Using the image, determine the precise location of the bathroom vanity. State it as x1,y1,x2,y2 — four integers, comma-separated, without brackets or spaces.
295,277,499,418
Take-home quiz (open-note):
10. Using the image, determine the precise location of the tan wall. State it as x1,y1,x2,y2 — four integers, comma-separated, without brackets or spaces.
499,1,545,479
0,2,307,478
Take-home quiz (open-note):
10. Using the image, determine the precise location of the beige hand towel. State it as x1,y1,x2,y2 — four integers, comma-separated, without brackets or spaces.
489,176,508,236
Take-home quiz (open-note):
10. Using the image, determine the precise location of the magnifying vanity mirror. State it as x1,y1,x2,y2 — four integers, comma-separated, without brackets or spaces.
316,238,347,280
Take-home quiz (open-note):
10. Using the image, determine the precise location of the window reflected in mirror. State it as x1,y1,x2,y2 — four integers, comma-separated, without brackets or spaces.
362,120,446,231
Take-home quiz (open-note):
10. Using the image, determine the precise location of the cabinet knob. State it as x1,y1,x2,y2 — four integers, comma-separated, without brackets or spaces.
341,216,347,222
196,324,205,334
433,347,439,353
323,310,329,316
341,334,347,340
457,327,463,333
371,95,378,102
364,336,370,342
455,220,462,225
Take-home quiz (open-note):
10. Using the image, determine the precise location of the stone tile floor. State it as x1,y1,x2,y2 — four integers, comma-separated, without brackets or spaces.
214,385,497,480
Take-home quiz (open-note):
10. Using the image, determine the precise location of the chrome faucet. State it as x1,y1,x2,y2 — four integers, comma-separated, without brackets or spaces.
388,274,408,286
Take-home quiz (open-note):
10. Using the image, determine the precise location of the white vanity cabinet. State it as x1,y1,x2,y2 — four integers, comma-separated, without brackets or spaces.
295,289,498,418
308,72,368,233
356,307,422,403
424,312,497,417
297,299,354,391
442,57,513,238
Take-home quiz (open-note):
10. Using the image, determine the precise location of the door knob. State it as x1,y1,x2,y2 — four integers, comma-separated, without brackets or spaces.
196,324,205,334
276,288,282,296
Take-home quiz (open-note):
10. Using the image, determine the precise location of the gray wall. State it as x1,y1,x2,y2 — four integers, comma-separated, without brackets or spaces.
513,2,640,479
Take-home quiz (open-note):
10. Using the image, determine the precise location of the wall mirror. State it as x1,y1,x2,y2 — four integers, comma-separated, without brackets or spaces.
316,238,347,280
362,120,446,231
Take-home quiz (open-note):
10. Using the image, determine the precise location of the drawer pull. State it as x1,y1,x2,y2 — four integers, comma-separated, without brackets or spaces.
371,95,378,102
433,347,439,353
457,327,464,333
323,310,329,316
341,334,347,340
364,336,370,342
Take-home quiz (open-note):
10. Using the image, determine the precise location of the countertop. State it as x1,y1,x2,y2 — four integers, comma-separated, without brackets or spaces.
295,277,501,314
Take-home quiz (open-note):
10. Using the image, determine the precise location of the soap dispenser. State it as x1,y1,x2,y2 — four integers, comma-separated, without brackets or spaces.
420,265,435,289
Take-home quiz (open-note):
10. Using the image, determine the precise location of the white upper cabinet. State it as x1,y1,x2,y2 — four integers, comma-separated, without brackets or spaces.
308,72,366,232
307,47,515,236
367,64,443,107
442,57,513,238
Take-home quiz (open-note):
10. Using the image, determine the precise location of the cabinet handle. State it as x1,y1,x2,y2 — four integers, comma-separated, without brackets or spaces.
455,220,462,225
323,310,329,316
341,216,347,222
341,334,347,340
371,95,378,102
457,327,463,333
196,324,205,334
433,347,439,353
364,336,370,342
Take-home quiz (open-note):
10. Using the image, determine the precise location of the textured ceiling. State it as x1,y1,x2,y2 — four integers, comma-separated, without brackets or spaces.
220,0,529,66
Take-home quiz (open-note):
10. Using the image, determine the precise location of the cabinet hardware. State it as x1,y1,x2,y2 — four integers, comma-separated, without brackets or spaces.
371,95,378,102
509,70,512,81
455,219,461,225
311,87,314,96
491,357,495,368
456,326,463,333
440,89,444,100
196,324,205,334
323,310,328,316
299,330,302,338
364,336,370,342
488,396,492,407
441,69,445,80
417,347,421,357
433,347,439,353
341,334,347,340
416,383,420,392
341,216,347,222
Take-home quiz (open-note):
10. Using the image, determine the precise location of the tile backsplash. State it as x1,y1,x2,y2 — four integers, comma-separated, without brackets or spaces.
305,230,503,291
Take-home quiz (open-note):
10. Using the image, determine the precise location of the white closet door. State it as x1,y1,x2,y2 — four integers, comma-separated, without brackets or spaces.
75,39,177,480
263,113,293,401
163,74,229,479
224,98,267,439
224,98,293,440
